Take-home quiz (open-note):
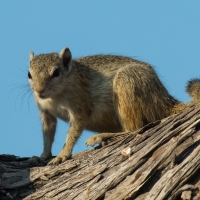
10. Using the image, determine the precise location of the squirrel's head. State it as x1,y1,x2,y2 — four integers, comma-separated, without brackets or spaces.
28,48,72,99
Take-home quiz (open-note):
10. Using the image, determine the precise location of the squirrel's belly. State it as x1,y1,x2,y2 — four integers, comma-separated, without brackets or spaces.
86,114,122,133
85,103,122,133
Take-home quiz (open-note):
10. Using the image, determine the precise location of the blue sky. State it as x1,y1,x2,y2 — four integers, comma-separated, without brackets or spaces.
1,1,200,157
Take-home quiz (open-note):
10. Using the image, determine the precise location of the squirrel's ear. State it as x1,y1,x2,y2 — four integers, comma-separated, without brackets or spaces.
29,51,34,62
60,48,72,68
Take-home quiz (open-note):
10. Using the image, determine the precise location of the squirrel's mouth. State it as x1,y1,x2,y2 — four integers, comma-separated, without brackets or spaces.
38,93,48,99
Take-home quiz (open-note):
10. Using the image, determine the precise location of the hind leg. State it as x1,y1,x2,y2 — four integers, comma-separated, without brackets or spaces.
113,66,145,131
85,67,144,147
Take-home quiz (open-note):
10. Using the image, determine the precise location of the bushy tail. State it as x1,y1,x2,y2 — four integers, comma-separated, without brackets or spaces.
186,78,200,103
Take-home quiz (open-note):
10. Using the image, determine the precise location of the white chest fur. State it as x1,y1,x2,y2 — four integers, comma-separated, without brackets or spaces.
37,97,70,122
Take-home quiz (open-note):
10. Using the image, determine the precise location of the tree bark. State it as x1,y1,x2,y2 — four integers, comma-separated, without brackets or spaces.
1,105,200,200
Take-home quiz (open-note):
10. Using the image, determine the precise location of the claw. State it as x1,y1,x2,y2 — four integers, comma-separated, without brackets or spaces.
85,135,103,147
47,154,71,165
47,157,61,165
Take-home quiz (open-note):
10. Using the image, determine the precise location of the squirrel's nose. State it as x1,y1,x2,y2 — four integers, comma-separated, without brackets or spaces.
35,85,45,93
36,89,46,99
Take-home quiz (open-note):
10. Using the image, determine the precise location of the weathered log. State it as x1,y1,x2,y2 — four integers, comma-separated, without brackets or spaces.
0,105,200,200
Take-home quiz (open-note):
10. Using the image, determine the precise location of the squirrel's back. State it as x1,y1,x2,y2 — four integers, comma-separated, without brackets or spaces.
75,55,148,74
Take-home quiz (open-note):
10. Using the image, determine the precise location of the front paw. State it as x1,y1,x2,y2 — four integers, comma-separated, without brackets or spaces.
85,135,103,146
40,152,52,161
28,156,41,164
48,154,71,165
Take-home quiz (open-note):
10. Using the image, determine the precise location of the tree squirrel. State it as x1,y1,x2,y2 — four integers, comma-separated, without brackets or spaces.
28,47,200,165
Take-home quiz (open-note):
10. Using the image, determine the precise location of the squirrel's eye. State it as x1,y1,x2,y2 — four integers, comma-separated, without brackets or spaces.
28,71,32,79
52,68,61,78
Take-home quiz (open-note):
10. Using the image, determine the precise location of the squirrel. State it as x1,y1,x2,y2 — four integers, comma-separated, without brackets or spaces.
28,47,200,165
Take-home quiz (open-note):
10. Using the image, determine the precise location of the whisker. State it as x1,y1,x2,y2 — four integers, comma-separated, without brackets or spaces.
6,84,30,100
15,89,28,110
9,72,27,79
7,65,33,111
13,64,28,76
27,91,33,112
14,87,31,111
20,89,30,109
6,83,30,89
